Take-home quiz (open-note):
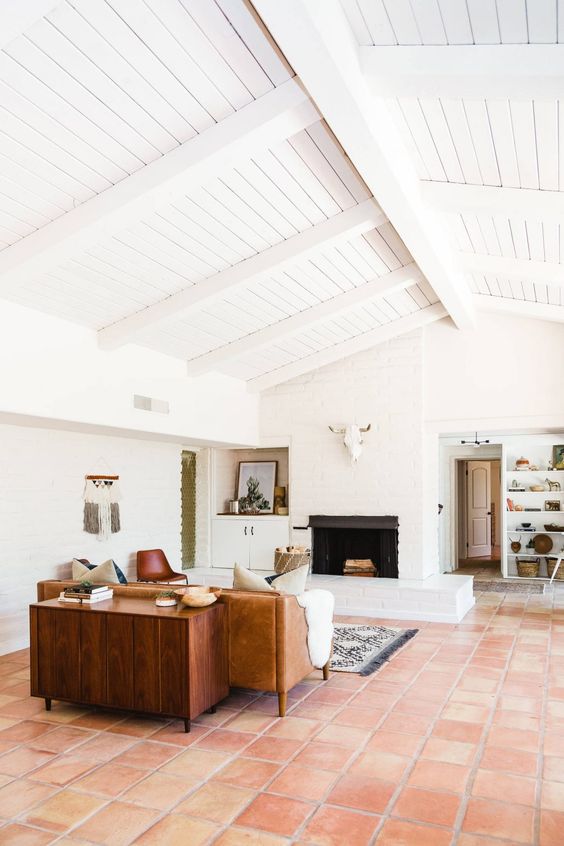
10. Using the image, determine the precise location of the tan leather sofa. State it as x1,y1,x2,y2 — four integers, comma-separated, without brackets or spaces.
36,580,330,717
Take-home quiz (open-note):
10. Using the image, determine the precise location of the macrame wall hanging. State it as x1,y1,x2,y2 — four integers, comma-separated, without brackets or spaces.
83,474,121,541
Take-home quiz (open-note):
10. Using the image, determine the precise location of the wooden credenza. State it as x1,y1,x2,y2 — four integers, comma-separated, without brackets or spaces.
29,597,228,731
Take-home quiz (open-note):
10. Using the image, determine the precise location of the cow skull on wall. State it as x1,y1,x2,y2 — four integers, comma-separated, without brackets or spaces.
329,423,371,463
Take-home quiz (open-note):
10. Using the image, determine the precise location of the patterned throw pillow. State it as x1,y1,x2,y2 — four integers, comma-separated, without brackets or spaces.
72,558,127,585
233,563,308,595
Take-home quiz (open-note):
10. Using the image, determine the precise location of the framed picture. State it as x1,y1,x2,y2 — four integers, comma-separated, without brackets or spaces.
553,445,564,469
545,500,561,512
237,461,277,514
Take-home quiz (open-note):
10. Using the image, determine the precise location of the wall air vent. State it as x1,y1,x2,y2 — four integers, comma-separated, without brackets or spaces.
133,394,170,415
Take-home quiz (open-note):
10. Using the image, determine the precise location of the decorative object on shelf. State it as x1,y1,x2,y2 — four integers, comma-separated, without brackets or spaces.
529,465,539,471
155,590,177,607
274,546,310,575
546,478,561,492
545,500,561,512
175,586,221,607
515,504,524,511
83,474,121,541
237,461,276,514
277,507,289,516
516,557,540,578
507,498,515,511
530,485,545,492
520,522,532,529
515,457,530,470
534,534,553,554
548,458,554,471
460,432,490,447
546,557,564,581
553,445,564,470
229,500,239,514
544,524,564,532
510,536,522,553
509,479,525,491
274,486,286,515
329,423,371,463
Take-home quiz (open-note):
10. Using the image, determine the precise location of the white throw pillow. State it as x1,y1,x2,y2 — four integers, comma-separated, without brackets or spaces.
233,562,274,592
273,564,309,596
72,558,120,585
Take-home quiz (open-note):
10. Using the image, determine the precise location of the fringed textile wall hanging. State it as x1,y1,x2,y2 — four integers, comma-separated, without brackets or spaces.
83,475,121,541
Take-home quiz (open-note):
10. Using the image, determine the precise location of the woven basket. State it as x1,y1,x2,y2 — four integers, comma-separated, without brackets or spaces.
516,558,540,578
546,557,564,581
274,549,310,575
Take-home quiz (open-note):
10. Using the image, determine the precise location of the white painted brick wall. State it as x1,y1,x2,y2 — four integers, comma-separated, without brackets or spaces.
260,330,426,579
0,424,182,654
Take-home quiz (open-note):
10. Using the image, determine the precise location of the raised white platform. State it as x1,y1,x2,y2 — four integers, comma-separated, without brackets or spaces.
189,569,475,624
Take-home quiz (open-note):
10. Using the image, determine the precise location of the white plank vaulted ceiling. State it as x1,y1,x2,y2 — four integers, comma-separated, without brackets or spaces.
0,0,561,390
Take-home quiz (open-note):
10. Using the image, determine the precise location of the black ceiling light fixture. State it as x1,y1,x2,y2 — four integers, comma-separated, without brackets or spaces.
461,432,490,448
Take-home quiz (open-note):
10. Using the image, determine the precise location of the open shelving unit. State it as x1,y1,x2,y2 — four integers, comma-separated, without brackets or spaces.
503,440,564,581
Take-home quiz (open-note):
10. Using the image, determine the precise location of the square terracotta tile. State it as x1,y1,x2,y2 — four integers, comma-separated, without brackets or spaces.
23,789,106,833
160,748,230,779
301,805,380,846
421,737,476,766
195,729,254,753
540,810,564,846
472,769,536,806
132,814,217,846
544,755,564,782
174,781,255,823
312,724,371,748
432,719,484,744
28,755,95,786
244,737,303,763
408,760,470,793
121,771,198,810
349,749,410,781
541,780,564,811
112,741,180,769
327,773,395,813
0,748,55,777
266,717,320,741
235,793,314,837
479,746,538,777
213,829,290,845
392,786,460,827
0,823,56,845
366,730,422,757
293,743,354,771
28,726,94,754
0,780,57,818
268,763,337,801
462,797,535,843
223,711,277,733
72,801,160,845
212,758,281,790
73,762,148,797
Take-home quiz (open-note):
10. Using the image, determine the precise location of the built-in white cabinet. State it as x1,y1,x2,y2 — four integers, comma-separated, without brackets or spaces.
211,516,289,571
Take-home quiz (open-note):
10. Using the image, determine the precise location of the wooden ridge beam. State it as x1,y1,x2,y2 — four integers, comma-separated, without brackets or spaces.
247,302,448,392
186,262,423,375
252,0,474,330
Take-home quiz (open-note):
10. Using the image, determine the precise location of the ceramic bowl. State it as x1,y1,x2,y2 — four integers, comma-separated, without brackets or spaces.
530,485,545,491
175,586,222,607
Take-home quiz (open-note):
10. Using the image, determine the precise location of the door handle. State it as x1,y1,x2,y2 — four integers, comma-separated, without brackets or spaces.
244,526,247,536
251,526,254,536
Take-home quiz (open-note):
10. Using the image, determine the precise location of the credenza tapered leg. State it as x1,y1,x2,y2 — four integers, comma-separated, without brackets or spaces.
184,718,191,733
44,698,51,711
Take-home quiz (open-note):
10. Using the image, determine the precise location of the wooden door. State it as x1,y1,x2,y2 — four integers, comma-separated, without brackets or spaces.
249,519,289,570
467,461,492,558
212,519,250,568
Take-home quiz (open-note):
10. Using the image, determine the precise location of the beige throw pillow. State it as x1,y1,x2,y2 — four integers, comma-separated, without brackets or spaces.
273,564,309,596
72,558,120,585
233,562,274,592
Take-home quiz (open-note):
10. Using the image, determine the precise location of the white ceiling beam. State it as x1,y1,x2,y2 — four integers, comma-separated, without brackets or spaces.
186,262,422,375
361,44,564,99
422,181,564,224
252,0,474,330
0,78,318,293
247,302,448,392
0,0,62,49
460,253,564,287
98,198,386,349
475,295,564,325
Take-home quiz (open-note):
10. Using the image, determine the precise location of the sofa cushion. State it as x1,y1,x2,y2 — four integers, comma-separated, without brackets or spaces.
233,563,274,592
72,559,123,585
233,563,308,596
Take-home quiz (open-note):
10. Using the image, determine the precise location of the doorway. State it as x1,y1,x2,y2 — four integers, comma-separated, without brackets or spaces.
455,458,501,577
181,450,197,568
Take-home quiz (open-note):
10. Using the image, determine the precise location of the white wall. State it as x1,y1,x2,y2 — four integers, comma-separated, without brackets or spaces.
425,312,564,428
260,330,426,578
0,423,185,655
0,301,259,447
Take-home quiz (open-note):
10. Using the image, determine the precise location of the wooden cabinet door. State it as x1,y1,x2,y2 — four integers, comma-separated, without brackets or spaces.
106,615,134,710
212,519,250,568
133,617,160,713
249,519,289,570
80,614,107,703
31,607,81,702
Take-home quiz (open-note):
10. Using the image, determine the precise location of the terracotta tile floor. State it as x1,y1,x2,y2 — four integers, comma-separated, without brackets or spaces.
1,590,564,845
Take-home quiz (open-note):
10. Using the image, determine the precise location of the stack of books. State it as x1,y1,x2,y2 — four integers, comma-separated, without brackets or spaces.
343,559,377,577
58,585,114,604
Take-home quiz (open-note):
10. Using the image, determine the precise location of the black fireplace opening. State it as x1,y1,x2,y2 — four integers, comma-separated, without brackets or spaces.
309,515,399,578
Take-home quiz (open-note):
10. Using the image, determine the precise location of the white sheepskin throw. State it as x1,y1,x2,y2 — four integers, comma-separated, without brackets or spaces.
296,589,335,668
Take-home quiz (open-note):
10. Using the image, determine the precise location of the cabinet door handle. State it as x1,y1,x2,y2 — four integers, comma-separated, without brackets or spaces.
244,525,247,536
251,526,254,536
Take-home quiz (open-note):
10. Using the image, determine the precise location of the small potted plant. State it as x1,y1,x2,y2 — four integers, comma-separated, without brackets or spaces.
155,590,177,607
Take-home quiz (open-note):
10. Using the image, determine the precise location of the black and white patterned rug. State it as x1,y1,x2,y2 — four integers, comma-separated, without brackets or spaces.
330,624,418,676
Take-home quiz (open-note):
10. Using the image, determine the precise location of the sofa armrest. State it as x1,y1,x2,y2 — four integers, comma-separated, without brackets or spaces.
275,594,315,693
